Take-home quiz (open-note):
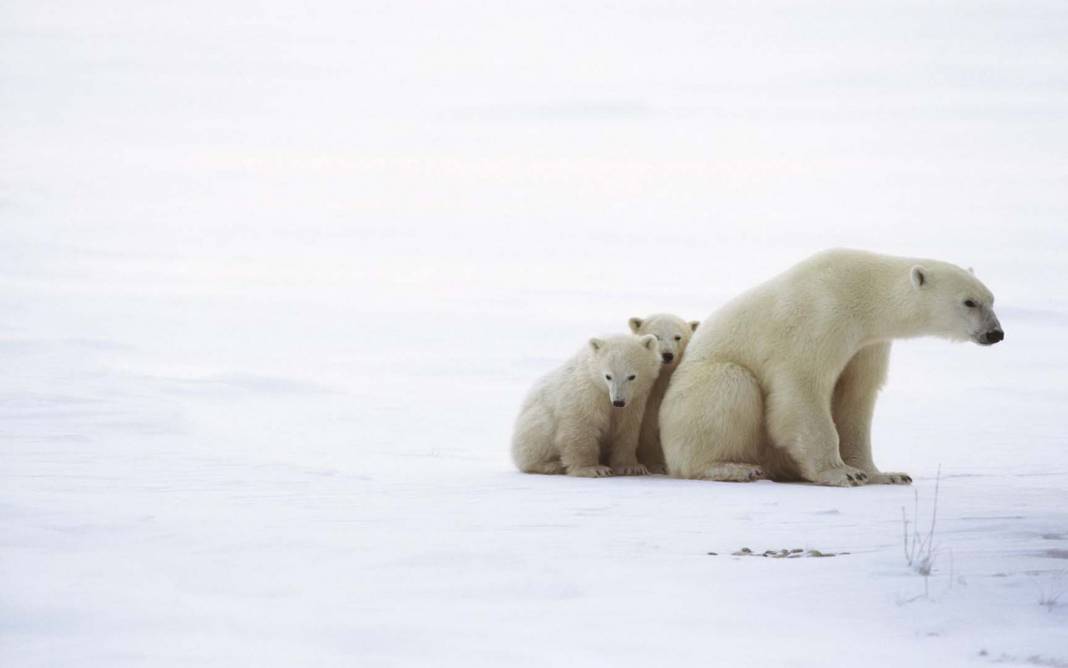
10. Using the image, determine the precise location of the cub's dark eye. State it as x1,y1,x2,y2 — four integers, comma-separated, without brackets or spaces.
964,299,977,308
626,374,636,381
674,336,682,342
605,374,612,380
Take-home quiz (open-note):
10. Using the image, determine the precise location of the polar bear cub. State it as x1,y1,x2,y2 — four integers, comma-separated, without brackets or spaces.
512,334,661,477
627,314,699,473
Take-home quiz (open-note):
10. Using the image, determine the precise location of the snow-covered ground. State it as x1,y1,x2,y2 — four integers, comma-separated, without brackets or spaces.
2,1,1067,665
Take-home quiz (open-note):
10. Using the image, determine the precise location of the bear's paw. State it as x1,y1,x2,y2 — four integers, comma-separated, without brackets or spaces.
868,471,912,485
612,464,650,476
701,463,766,482
812,466,869,487
568,465,615,478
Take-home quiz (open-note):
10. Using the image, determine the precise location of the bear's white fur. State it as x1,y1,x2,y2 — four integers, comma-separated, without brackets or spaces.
660,249,1004,487
512,334,661,477
627,314,699,473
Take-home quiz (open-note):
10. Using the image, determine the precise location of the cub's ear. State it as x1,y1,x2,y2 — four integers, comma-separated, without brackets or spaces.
628,317,643,333
689,320,700,332
967,266,975,275
589,337,604,353
640,334,657,350
910,265,928,289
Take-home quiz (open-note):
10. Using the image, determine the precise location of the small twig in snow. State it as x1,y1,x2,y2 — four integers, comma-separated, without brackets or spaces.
902,466,942,598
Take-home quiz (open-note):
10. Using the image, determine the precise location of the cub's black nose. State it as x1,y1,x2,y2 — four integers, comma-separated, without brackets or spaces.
661,352,674,363
984,329,1004,344
612,400,626,408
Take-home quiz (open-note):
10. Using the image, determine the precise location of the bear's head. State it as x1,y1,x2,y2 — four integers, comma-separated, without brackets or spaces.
587,334,659,408
909,262,1003,345
628,314,701,367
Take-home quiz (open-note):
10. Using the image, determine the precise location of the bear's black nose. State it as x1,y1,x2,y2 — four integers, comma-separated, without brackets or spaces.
612,400,626,408
661,352,674,363
983,329,1004,344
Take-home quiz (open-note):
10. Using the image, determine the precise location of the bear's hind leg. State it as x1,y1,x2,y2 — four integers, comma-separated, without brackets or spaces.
512,404,566,474
660,362,764,480
522,460,567,475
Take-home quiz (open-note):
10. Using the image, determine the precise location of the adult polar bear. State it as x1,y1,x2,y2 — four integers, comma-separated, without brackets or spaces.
660,249,1004,487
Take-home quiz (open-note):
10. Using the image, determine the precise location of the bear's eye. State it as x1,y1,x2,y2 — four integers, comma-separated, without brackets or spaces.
674,335,682,342
605,374,612,381
627,374,636,381
964,299,978,308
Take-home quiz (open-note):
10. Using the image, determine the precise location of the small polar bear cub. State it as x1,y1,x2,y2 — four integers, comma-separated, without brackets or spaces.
627,314,699,472
512,334,661,477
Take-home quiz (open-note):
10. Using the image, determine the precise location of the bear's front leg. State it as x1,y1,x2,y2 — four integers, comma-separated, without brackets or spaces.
767,379,868,487
608,401,649,476
833,343,910,485
636,391,667,473
557,420,613,477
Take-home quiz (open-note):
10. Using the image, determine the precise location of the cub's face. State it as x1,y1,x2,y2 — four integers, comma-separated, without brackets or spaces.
628,314,700,367
588,335,658,408
911,264,1003,345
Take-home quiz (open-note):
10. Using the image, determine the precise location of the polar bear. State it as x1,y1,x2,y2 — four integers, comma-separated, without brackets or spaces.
660,249,1004,487
627,314,700,473
512,334,661,477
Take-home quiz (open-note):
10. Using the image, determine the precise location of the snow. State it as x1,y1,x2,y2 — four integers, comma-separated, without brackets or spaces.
2,1,1067,665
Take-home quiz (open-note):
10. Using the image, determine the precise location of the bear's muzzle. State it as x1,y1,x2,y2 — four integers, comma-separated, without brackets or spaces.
978,328,1004,345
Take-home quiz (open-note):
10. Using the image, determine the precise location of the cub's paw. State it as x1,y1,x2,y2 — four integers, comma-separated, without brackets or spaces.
568,465,614,478
867,471,912,485
702,463,766,482
613,464,650,476
812,466,869,487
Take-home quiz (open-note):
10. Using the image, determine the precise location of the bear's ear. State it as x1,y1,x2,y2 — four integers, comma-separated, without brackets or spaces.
689,320,700,332
640,334,657,351
628,317,643,333
967,266,975,275
589,337,604,353
910,265,928,289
